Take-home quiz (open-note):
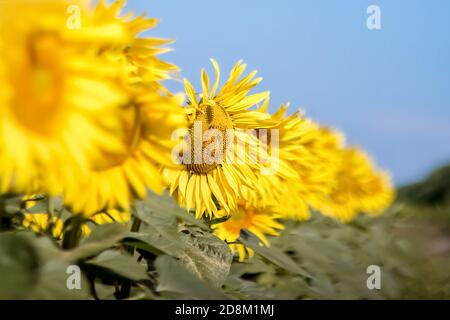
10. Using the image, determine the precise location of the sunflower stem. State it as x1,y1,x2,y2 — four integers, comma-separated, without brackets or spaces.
62,214,84,250
0,194,15,231
0,197,6,231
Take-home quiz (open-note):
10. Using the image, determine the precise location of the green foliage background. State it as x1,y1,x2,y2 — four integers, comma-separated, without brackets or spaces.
1,165,450,300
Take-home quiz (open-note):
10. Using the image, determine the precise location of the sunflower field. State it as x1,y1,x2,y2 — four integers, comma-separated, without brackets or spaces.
0,0,449,301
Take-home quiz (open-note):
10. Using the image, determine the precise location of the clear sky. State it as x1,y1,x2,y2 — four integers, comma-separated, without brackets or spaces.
125,0,450,186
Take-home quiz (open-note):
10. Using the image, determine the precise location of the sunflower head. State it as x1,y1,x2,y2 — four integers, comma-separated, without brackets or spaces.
212,200,284,262
0,0,137,195
316,147,394,222
165,60,277,219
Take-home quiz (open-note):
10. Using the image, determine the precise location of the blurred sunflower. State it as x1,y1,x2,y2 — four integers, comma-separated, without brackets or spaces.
59,1,186,215
294,125,345,214
65,94,186,215
244,104,313,214
0,0,139,195
164,60,276,219
212,200,284,262
316,147,394,222
250,104,344,221
23,214,66,239
22,208,130,238
93,0,179,90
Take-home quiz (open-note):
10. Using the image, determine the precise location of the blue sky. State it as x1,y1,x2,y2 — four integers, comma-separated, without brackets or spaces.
125,0,450,185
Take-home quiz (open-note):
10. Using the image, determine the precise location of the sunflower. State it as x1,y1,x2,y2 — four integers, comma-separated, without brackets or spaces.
249,104,344,221
316,147,394,222
212,200,284,262
64,93,186,215
23,213,66,239
164,60,276,219
276,123,344,220
295,125,345,212
0,0,140,195
22,208,130,238
58,1,186,215
92,0,179,90
238,102,302,209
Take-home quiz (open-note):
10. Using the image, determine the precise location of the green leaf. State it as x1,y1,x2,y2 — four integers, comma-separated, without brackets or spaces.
85,250,148,281
92,282,117,300
68,223,127,261
28,261,91,300
240,230,312,278
223,276,276,300
141,192,209,230
0,231,91,300
132,197,186,257
123,231,185,257
179,227,232,287
0,232,39,299
154,255,228,300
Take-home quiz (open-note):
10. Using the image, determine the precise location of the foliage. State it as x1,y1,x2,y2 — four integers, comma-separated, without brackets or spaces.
1,164,449,300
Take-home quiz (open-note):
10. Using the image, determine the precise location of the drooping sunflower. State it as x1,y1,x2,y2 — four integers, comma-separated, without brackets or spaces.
212,200,284,262
164,60,276,219
316,147,394,222
0,0,139,195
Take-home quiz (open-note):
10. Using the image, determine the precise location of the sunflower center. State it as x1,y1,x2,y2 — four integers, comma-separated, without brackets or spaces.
10,32,64,136
222,200,255,234
185,101,233,175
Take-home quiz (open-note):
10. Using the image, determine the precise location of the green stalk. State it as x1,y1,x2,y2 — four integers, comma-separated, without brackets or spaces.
0,197,5,231
0,194,15,231
62,214,84,250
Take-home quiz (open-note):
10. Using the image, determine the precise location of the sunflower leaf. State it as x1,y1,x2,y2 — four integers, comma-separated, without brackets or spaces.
240,230,312,278
84,250,148,281
0,232,40,299
142,192,209,230
68,223,127,261
154,255,228,299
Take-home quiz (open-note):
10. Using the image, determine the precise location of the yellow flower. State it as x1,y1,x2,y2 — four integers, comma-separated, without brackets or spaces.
64,93,186,216
278,123,344,220
23,214,66,239
297,125,345,211
23,209,130,238
212,200,284,262
60,1,186,215
164,60,275,219
316,147,394,222
238,102,302,209
0,0,136,195
250,104,344,221
90,209,131,225
23,195,130,236
93,0,179,90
